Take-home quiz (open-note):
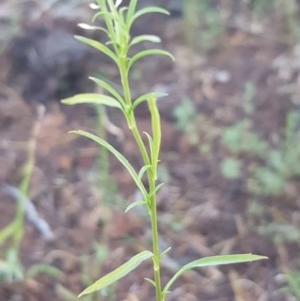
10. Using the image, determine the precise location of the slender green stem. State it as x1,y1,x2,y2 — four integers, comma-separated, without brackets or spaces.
129,115,162,301
119,57,132,107
149,183,163,301
118,54,151,166
120,63,162,299
126,103,162,301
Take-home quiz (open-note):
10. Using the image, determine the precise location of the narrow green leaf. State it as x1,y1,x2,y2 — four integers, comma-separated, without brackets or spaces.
130,35,161,47
125,200,146,213
70,130,147,198
92,11,106,23
138,165,151,180
89,77,124,105
78,251,153,297
129,6,170,28
61,93,122,109
144,132,155,164
144,278,156,287
148,183,165,199
147,97,161,178
133,92,167,110
75,36,118,65
128,49,175,71
160,247,171,258
162,254,267,296
126,0,138,24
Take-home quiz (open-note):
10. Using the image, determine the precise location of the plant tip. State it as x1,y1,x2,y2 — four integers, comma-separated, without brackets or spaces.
89,3,99,10
115,0,123,8
78,23,96,30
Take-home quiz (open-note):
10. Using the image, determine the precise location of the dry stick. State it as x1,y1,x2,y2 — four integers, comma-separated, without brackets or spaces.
0,182,55,242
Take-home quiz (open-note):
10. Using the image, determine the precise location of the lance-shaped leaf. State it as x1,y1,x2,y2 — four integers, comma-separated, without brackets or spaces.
70,130,148,198
126,0,138,24
78,250,153,297
125,200,146,213
61,93,122,109
132,92,167,110
130,35,161,47
138,165,151,180
89,77,124,105
148,97,161,178
162,254,267,297
75,36,118,65
144,132,155,166
128,6,170,28
128,49,175,71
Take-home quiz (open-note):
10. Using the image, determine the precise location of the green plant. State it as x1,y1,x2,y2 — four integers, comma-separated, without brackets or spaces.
222,87,300,196
248,110,300,196
0,107,43,281
285,269,300,300
0,106,59,283
62,1,266,300
183,0,222,53
222,120,268,156
251,0,300,45
220,158,242,180
172,96,199,146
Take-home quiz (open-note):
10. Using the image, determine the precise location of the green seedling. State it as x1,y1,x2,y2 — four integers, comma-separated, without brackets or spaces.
0,106,58,282
220,158,242,180
172,97,199,146
285,269,300,300
0,107,43,281
62,1,266,300
183,0,222,53
248,110,300,197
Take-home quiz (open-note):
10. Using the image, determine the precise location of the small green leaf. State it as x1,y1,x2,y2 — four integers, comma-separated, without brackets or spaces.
89,77,124,105
162,254,267,296
92,11,106,23
148,183,165,200
130,35,161,47
144,278,156,287
128,49,175,71
133,92,168,110
129,6,170,27
160,247,171,258
125,200,146,213
144,132,155,163
61,93,122,109
138,165,151,180
126,0,138,23
78,251,153,297
70,130,147,199
147,97,161,172
75,36,118,65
